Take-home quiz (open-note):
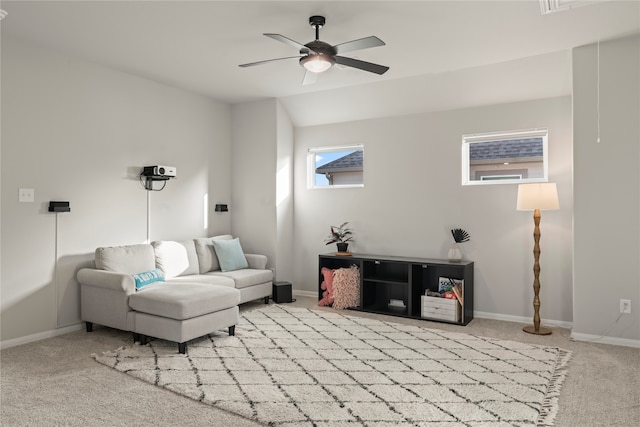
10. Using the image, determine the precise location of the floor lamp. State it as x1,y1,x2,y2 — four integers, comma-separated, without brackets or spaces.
517,182,559,335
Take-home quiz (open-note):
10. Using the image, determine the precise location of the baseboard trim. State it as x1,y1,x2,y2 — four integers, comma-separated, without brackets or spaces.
474,311,573,329
0,323,84,350
293,290,317,298
292,291,575,330
4,302,637,350
570,332,640,348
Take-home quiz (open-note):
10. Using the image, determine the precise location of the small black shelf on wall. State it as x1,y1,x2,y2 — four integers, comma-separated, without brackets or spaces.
318,253,474,325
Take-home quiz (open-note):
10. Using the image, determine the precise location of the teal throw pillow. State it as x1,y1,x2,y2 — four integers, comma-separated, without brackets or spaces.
132,268,164,290
212,238,249,272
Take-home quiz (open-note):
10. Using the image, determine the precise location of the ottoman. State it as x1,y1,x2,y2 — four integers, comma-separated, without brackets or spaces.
128,282,240,353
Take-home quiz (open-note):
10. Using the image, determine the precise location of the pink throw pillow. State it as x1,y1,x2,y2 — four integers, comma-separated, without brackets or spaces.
317,267,335,306
321,267,334,291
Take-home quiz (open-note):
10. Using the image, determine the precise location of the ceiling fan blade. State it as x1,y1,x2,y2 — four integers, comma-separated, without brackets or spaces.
264,33,316,53
239,56,301,68
334,56,389,75
334,36,385,54
302,70,318,86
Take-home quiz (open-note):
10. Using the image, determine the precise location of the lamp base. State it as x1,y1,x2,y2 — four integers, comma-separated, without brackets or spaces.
523,325,552,335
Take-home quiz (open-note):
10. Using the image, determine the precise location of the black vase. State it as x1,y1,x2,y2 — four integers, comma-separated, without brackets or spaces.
336,242,349,253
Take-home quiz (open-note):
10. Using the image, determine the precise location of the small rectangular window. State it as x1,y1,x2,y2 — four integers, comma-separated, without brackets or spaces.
307,145,364,189
462,129,548,186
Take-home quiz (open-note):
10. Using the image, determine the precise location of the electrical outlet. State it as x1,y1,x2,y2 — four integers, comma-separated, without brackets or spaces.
620,299,631,314
19,188,34,202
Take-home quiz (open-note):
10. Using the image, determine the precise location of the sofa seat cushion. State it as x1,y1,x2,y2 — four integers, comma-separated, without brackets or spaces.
129,283,240,320
209,269,273,289
166,274,235,287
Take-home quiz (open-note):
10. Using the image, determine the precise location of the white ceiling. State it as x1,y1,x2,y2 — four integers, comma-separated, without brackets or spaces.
2,1,639,126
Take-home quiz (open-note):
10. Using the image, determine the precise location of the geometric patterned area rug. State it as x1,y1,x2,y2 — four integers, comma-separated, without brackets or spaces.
93,306,571,426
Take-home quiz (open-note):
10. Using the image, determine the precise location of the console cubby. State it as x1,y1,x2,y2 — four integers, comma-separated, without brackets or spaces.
362,259,410,316
317,256,362,300
319,253,474,325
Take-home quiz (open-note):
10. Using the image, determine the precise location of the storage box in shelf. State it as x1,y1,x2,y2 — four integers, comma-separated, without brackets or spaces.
421,295,461,322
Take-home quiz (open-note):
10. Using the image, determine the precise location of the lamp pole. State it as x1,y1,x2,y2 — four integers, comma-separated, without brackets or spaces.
523,208,552,335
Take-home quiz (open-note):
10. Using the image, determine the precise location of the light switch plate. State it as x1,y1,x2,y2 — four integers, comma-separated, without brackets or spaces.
19,188,34,202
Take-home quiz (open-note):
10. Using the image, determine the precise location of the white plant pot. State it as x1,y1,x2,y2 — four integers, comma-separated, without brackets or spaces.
448,243,462,262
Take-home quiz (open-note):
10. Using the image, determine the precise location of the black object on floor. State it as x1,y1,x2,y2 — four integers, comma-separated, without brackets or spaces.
272,281,293,303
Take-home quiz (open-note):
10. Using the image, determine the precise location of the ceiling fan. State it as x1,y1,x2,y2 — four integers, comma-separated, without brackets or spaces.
239,15,389,85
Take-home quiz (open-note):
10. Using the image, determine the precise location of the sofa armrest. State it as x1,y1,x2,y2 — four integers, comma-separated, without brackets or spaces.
78,268,135,331
77,268,136,294
245,254,268,270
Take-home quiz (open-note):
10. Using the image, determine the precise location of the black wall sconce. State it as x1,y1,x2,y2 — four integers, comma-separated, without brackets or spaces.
214,204,229,212
48,201,71,212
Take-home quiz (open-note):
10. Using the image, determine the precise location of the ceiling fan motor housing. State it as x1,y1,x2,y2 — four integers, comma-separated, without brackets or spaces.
302,40,336,56
299,40,336,71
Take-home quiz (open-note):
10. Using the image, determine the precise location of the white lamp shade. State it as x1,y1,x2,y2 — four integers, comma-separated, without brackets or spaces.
517,182,559,211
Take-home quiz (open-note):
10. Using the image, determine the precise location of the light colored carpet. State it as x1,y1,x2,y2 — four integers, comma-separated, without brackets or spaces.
2,297,639,426
93,306,571,426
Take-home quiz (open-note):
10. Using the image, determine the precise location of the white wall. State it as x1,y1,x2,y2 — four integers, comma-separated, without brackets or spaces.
1,37,231,343
275,101,294,283
573,35,640,342
293,96,573,325
230,99,294,281
4,30,635,348
231,100,277,263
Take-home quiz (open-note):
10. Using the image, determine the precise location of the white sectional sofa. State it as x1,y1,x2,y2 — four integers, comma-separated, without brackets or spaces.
77,235,273,353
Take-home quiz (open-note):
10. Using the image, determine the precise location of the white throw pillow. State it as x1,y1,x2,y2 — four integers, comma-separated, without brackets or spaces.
152,240,199,279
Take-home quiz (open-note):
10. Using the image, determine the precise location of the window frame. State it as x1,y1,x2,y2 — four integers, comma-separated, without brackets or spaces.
307,144,364,189
461,128,549,186
480,174,523,181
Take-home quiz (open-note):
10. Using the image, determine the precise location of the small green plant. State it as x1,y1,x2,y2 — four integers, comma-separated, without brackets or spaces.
325,222,355,245
451,228,470,243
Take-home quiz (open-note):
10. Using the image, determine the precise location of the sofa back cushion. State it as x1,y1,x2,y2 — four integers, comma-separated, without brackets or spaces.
152,240,199,279
194,234,233,273
95,244,156,274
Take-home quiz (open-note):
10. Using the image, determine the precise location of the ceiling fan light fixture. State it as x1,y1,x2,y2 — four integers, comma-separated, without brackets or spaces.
300,54,335,73
239,15,389,83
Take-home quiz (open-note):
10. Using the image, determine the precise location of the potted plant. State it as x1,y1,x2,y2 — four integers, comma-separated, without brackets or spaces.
325,222,354,254
449,228,470,262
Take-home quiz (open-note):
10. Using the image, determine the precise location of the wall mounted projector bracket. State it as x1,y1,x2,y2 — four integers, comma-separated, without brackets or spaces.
140,165,176,191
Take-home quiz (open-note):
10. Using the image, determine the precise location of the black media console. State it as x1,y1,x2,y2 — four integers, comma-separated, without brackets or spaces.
318,253,474,325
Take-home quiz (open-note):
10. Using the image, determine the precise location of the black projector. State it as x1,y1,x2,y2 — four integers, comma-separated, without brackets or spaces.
142,165,176,177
